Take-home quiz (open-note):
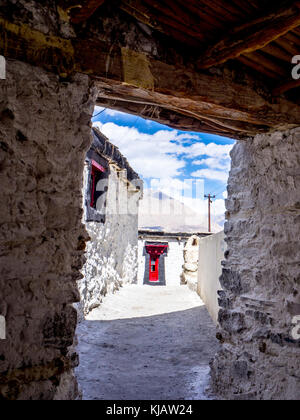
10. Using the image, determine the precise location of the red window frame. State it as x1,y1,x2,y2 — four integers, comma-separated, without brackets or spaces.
90,160,106,209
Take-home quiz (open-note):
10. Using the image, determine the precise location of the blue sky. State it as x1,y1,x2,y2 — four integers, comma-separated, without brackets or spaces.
92,107,236,230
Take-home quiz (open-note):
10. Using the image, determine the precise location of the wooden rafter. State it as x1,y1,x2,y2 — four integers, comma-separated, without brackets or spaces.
241,51,287,78
119,0,206,46
198,2,300,69
273,79,300,96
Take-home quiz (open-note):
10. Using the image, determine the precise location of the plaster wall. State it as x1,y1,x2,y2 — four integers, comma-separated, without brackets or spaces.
197,231,226,324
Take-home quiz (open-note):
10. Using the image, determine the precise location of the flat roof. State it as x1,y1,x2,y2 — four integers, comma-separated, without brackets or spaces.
138,230,211,239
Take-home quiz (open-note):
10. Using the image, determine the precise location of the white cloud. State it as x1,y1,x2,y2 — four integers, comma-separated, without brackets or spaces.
189,143,232,182
92,121,234,181
193,156,230,171
93,122,189,178
185,142,233,158
148,178,192,194
93,121,103,131
93,107,129,119
191,169,229,182
105,108,126,117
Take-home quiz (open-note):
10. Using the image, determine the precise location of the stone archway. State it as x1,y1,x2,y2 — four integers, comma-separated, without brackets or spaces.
0,0,299,400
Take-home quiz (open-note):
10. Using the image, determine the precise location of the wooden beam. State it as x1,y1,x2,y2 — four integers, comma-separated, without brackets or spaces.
95,95,270,139
70,0,106,24
95,97,241,138
198,2,300,69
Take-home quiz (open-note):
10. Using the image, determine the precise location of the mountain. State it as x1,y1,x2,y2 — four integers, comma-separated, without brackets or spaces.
138,189,222,233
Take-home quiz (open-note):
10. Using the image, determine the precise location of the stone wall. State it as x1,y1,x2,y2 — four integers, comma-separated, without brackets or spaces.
0,59,96,399
211,128,300,400
182,235,200,291
78,163,141,315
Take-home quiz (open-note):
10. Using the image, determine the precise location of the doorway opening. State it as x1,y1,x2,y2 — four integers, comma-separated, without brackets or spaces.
75,106,235,400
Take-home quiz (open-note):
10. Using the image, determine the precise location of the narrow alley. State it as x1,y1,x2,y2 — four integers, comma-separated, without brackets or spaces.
76,285,219,400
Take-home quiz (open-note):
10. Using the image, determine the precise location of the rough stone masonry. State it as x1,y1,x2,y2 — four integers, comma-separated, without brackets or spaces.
211,129,300,400
0,59,97,400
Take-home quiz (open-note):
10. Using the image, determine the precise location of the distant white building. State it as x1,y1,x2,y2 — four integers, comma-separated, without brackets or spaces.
78,128,143,315
138,230,210,287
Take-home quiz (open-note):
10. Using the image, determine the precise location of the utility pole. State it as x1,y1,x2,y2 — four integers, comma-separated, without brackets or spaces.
204,194,215,233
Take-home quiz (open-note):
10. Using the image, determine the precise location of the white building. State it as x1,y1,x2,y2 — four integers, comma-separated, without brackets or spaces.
78,128,143,314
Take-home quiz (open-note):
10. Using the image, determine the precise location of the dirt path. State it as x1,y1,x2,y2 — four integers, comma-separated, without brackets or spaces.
76,285,219,400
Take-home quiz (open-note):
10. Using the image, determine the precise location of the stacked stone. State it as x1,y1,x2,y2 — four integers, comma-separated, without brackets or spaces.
181,235,200,291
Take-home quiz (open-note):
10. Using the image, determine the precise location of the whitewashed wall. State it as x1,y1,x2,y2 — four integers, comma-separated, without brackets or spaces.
197,231,226,324
138,237,186,286
78,163,141,315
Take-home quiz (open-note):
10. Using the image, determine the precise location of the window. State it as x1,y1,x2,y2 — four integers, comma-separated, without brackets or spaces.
86,159,109,223
90,160,106,210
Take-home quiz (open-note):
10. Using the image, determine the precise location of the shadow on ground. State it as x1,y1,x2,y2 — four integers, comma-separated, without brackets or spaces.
76,305,219,400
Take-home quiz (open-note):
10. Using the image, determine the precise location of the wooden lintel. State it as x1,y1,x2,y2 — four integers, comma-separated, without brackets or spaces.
95,97,260,139
198,2,300,69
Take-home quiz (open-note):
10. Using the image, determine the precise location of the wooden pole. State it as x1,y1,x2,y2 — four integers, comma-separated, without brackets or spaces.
205,194,215,233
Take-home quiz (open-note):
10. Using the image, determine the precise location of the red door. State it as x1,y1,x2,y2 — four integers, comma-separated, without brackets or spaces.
149,257,159,282
146,244,168,283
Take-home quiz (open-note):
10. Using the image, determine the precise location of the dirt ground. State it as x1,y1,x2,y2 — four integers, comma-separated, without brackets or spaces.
75,285,219,400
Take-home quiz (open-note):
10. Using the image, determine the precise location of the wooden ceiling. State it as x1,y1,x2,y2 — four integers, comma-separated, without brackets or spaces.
70,0,300,96
70,0,300,138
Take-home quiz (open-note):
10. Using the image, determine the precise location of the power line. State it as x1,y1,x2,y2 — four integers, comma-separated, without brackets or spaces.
92,108,107,119
214,188,227,199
